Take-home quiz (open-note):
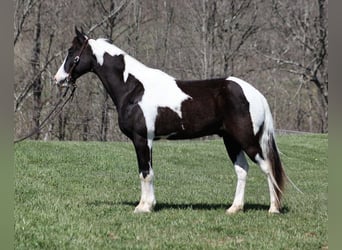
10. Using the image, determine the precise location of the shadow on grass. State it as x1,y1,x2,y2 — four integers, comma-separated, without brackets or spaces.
87,200,289,213
155,203,289,213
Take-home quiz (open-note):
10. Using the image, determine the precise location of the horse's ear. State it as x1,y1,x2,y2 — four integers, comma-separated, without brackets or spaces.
75,26,86,43
75,26,82,37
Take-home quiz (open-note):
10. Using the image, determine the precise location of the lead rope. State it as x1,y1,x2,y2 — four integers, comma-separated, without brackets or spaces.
14,85,77,144
14,38,89,144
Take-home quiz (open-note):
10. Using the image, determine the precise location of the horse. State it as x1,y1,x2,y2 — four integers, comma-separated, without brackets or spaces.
54,27,286,214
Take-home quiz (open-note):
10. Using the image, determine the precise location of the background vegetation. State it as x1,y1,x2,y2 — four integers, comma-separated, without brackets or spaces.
15,134,328,249
14,0,328,142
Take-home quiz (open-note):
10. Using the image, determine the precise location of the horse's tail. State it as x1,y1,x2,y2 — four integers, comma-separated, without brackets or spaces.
259,97,286,208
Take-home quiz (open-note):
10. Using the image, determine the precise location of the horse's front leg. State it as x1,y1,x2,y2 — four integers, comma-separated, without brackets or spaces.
133,135,156,213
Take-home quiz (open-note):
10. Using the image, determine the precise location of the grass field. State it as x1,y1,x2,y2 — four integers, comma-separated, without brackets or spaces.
15,134,327,249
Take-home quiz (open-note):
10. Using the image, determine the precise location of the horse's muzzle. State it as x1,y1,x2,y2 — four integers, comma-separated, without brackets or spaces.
55,75,75,89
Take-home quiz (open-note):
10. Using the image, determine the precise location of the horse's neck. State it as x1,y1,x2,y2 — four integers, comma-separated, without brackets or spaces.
92,54,144,109
90,39,176,110
92,65,125,108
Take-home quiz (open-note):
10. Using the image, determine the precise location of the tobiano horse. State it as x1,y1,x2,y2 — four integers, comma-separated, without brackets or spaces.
54,28,286,214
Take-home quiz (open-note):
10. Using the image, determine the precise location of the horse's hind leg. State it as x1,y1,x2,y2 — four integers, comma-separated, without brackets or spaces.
223,137,249,214
254,155,281,213
242,144,283,214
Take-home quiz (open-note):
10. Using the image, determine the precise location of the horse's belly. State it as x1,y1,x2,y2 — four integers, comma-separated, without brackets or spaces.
154,103,221,140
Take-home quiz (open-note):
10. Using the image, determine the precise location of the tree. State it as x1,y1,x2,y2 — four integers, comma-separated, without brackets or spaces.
31,2,42,139
14,0,328,141
269,0,328,132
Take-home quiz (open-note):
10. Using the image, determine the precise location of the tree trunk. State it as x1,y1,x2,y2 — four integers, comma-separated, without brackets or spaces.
58,112,67,141
99,0,116,142
31,2,42,140
82,116,89,141
100,92,109,141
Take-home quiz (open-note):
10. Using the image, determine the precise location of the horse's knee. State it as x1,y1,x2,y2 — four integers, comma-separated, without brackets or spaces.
233,152,249,180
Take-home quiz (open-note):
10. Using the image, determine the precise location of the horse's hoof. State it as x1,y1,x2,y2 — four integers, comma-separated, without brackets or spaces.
134,202,155,213
268,207,280,214
134,207,152,213
226,205,244,214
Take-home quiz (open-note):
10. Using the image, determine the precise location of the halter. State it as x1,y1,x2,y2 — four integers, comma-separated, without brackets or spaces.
14,38,89,143
65,38,89,86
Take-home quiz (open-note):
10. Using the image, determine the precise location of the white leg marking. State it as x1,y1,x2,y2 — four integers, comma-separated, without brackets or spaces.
134,168,156,213
266,177,280,214
255,154,280,213
227,152,249,214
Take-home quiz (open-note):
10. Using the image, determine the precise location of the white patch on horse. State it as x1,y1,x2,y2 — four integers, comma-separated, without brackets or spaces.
135,168,156,213
88,39,125,66
136,70,191,144
227,76,266,135
54,57,69,84
88,38,192,144
181,123,185,130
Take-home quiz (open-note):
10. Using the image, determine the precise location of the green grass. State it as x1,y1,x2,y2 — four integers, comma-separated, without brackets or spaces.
15,134,327,249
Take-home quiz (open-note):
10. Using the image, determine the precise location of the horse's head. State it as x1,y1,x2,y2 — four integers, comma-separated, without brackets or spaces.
54,27,93,87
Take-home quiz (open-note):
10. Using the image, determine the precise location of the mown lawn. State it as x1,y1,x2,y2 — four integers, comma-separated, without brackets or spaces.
14,134,327,249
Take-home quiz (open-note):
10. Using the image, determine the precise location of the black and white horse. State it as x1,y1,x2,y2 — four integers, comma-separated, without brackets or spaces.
55,28,286,214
